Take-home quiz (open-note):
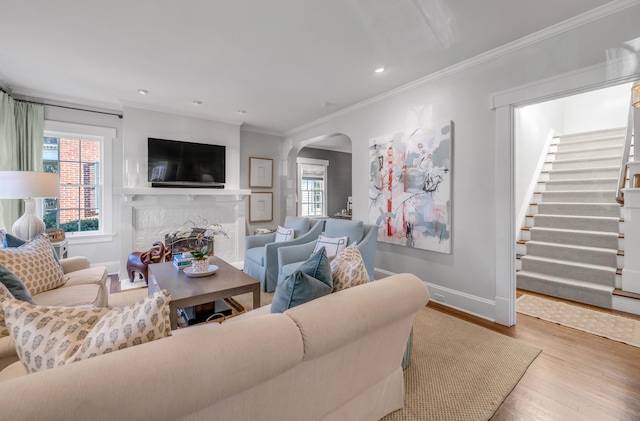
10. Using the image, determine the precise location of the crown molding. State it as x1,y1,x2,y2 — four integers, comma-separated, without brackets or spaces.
119,100,244,127
284,0,640,137
240,124,284,138
10,87,121,111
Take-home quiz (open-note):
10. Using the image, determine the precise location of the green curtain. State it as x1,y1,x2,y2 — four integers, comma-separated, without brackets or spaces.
0,91,44,232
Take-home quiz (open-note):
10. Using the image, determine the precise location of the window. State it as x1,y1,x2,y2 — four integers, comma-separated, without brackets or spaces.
297,157,329,217
42,121,114,237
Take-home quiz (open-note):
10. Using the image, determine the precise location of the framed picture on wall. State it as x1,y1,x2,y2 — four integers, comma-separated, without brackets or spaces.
249,192,273,223
249,157,273,188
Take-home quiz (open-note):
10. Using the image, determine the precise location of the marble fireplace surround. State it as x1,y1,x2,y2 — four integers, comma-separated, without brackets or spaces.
118,187,251,280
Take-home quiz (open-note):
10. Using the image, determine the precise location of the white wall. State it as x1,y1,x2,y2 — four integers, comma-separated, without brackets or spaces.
563,83,632,134
514,100,564,236
282,5,640,322
122,106,242,189
240,129,284,233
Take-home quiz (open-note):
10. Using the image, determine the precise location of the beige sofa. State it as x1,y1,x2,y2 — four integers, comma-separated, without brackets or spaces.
0,256,107,370
0,273,428,421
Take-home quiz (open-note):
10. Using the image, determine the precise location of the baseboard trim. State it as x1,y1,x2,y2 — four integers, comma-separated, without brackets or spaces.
374,267,497,322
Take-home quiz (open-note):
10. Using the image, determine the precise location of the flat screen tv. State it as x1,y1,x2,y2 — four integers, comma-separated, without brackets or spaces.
147,138,225,188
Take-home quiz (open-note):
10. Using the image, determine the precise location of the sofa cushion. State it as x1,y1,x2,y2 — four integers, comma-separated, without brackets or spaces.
3,289,172,373
284,216,310,238
272,248,332,313
0,361,28,381
312,235,348,258
0,236,66,296
324,219,364,245
0,264,34,304
63,265,108,288
33,284,105,308
330,243,369,292
274,226,295,243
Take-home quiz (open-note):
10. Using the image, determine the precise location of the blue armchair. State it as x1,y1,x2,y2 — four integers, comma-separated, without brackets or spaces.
244,216,325,292
276,219,378,288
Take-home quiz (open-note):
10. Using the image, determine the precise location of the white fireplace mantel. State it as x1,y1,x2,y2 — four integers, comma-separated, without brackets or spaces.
115,187,252,202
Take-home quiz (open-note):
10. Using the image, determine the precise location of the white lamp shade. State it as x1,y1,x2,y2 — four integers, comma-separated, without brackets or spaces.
0,171,59,199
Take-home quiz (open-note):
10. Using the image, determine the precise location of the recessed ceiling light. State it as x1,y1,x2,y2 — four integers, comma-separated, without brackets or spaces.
374,67,386,73
237,109,246,114
137,89,149,95
192,100,202,105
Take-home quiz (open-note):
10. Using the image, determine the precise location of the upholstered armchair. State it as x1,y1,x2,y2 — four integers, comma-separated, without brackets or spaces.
276,219,378,287
244,216,325,292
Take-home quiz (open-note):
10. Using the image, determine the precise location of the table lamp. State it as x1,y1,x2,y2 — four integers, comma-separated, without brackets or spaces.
0,171,60,240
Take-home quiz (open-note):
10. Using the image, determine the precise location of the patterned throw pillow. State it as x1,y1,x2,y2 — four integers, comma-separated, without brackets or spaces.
274,226,295,243
330,243,369,292
0,283,14,338
312,235,348,259
0,236,65,296
3,289,172,373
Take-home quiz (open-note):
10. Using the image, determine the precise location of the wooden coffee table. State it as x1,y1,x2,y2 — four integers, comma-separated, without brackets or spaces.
148,257,260,330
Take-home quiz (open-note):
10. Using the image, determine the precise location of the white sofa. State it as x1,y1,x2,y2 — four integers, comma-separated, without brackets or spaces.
0,273,429,421
0,256,107,371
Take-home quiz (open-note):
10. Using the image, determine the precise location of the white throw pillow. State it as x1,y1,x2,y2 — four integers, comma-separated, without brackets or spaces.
313,235,348,258
275,226,295,243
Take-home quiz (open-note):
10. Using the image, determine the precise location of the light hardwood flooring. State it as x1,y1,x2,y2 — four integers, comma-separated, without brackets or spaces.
429,290,640,420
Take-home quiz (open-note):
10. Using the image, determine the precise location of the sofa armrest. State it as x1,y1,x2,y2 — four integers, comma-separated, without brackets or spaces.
60,256,91,274
245,232,276,250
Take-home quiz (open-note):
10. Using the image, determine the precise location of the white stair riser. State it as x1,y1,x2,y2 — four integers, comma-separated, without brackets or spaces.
516,272,613,308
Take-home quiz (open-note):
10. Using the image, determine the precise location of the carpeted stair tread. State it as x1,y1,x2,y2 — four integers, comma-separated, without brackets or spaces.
516,271,614,308
523,241,619,267
531,214,620,233
545,166,619,180
535,202,621,217
520,255,617,286
528,226,619,249
549,155,623,170
540,190,616,203
542,178,618,191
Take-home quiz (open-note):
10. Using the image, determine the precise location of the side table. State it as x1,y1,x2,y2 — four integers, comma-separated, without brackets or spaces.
51,239,69,260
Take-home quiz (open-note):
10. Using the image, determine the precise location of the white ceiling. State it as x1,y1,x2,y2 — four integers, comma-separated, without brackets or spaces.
0,0,618,136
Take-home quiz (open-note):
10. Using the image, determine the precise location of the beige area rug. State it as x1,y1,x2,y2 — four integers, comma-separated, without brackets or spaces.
382,307,540,421
517,294,640,348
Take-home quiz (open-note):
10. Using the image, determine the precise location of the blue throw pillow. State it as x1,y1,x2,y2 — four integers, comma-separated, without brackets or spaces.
271,248,333,313
0,263,35,304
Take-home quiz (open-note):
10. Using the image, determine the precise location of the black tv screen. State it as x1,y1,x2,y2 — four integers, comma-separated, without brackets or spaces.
147,138,226,187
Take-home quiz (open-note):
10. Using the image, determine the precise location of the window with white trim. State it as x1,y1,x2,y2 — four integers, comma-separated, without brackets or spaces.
42,121,114,236
297,157,329,217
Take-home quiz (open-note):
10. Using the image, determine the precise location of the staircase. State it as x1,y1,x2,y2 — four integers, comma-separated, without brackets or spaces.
516,128,627,308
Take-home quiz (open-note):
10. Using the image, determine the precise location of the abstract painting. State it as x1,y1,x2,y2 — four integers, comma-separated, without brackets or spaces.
368,121,452,253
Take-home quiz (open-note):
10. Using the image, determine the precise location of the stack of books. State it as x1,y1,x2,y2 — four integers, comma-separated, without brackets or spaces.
173,252,193,269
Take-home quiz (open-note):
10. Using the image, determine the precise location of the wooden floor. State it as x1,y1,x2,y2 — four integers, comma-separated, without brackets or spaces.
428,290,640,420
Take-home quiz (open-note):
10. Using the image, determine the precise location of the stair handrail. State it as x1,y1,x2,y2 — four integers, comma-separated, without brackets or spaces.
616,105,634,204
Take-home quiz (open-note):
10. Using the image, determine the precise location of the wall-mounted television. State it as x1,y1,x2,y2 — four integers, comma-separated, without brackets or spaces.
147,138,226,188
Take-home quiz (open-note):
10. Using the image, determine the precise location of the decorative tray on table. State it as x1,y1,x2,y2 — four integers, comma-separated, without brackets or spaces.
183,265,219,278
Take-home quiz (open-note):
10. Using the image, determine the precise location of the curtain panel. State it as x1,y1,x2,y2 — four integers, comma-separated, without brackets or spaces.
0,91,44,232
